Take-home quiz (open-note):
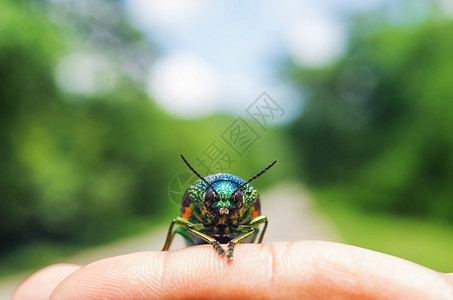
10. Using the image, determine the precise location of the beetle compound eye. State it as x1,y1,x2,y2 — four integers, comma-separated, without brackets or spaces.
204,189,216,207
233,191,243,209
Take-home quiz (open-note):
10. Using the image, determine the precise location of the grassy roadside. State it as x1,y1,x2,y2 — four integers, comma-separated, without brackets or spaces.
314,189,453,273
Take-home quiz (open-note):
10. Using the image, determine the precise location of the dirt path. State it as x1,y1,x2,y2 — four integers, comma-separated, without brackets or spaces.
0,183,341,298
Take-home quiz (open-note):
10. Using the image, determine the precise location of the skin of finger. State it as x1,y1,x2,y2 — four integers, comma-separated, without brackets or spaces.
446,274,453,285
50,241,453,300
12,264,81,300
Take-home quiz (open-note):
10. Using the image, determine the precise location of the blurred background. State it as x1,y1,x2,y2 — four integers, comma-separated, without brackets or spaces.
2,0,453,295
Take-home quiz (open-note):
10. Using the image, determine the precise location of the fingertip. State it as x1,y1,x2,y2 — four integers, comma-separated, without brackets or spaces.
12,263,80,300
445,273,453,285
51,251,168,299
45,242,453,299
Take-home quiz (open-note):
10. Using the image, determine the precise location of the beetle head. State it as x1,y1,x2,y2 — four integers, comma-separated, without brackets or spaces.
180,154,277,217
203,185,243,217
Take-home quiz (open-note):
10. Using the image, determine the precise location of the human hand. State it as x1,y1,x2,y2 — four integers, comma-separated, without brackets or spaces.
13,241,453,299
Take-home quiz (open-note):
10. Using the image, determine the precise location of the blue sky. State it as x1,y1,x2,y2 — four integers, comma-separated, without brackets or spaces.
123,0,389,121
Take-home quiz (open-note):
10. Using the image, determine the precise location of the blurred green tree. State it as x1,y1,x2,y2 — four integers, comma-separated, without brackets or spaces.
0,0,179,250
287,15,453,220
0,0,292,256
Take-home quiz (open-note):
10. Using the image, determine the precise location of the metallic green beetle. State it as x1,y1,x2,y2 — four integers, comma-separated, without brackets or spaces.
162,155,277,260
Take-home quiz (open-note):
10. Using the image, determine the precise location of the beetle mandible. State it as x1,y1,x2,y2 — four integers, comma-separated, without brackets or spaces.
162,154,277,260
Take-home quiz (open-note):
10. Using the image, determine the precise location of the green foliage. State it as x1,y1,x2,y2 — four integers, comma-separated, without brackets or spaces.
0,0,293,255
287,18,453,220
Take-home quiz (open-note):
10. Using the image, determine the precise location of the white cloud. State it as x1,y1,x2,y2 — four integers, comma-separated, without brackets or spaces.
126,0,208,28
286,16,346,67
126,0,351,120
147,52,220,118
55,53,116,96
440,0,453,18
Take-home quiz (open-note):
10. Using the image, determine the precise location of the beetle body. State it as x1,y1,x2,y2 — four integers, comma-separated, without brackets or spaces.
162,155,276,260
179,173,261,245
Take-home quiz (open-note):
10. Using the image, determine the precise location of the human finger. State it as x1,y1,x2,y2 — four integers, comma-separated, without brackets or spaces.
49,241,453,299
12,263,80,300
446,273,453,285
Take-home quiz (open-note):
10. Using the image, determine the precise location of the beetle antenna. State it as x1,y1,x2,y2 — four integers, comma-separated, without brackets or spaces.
233,160,278,194
179,154,219,197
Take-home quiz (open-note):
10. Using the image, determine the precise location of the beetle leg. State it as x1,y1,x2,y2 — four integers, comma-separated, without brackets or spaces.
185,226,225,256
162,217,225,256
162,217,209,251
226,228,257,260
251,215,268,244
162,218,177,251
226,215,268,259
235,215,268,244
